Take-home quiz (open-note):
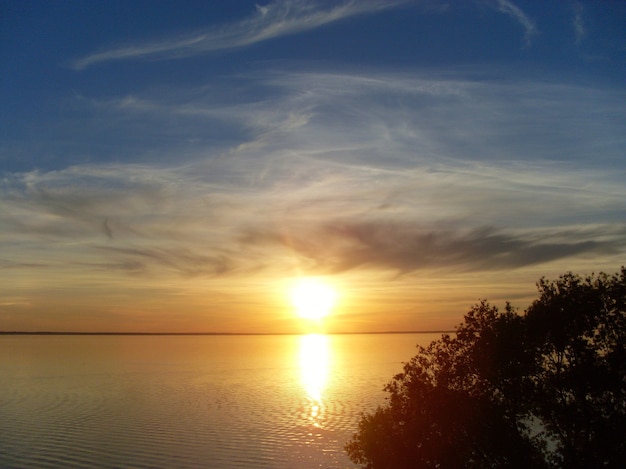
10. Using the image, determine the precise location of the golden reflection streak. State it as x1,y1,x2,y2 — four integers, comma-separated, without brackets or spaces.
298,334,330,428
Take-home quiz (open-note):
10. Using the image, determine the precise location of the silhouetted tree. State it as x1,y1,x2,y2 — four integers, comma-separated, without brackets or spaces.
346,268,626,468
525,269,626,467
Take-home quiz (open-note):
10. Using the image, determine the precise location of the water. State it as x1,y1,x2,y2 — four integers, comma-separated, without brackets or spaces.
0,333,441,468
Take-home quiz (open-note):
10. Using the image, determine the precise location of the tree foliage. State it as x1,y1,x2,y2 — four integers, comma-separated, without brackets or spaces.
346,268,626,468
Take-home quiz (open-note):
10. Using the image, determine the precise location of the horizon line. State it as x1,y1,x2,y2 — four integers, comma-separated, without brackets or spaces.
0,330,454,336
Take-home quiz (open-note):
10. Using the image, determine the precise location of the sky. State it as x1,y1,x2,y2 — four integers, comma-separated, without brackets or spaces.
1,0,625,333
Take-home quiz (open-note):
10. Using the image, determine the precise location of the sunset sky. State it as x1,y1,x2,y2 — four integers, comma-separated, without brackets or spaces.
1,0,625,333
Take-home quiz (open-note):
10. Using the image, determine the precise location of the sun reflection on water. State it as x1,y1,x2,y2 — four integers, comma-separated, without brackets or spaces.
299,334,330,428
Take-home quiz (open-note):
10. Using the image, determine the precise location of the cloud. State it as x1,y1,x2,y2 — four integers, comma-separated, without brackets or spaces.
0,153,615,268
572,2,586,44
69,0,544,70
1,153,624,282
71,0,408,70
2,68,625,285
75,69,626,177
93,246,233,277
494,0,537,46
239,221,625,274
0,260,48,270
102,218,113,239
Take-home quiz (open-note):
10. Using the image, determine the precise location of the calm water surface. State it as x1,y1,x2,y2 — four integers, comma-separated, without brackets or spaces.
0,333,440,468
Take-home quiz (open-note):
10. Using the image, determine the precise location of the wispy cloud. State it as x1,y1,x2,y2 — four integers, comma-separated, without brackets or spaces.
71,0,408,70
241,221,625,274
572,2,586,44
73,69,626,173
2,149,624,280
494,0,537,46
69,0,543,71
93,246,233,277
2,67,625,288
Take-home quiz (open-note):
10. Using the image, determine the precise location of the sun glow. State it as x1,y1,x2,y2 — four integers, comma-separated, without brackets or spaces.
290,278,337,320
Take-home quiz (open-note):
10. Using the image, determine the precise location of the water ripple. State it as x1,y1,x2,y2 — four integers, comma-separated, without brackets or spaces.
0,334,435,468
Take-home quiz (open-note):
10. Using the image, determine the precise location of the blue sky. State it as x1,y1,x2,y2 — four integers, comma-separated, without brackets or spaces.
1,0,625,332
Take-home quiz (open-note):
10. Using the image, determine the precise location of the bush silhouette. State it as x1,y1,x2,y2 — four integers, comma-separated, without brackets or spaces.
346,268,626,468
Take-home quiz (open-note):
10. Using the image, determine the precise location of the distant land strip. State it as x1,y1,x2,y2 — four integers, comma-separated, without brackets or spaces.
0,331,454,336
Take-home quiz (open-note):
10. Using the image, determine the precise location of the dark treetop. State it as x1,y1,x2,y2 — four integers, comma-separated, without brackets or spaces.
346,268,626,468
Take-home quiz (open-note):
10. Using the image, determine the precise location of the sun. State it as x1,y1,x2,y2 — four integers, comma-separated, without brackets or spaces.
290,278,337,320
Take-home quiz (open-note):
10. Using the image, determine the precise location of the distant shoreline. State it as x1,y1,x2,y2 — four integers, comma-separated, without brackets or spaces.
0,330,453,336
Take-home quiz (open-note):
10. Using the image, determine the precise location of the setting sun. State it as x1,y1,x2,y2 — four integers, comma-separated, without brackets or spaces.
290,278,337,320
